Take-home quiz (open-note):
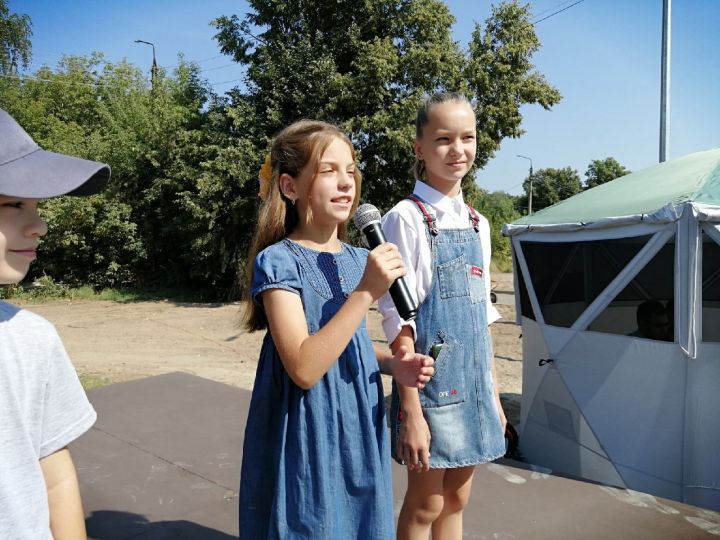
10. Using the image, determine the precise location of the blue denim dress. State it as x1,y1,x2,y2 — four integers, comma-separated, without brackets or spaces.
390,197,506,468
239,239,394,539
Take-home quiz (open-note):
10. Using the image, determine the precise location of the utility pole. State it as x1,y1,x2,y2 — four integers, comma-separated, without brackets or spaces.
134,39,158,91
517,155,534,214
659,0,671,162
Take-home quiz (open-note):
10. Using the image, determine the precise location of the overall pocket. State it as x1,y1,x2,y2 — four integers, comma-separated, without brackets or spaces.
467,263,486,305
437,254,470,299
419,337,466,408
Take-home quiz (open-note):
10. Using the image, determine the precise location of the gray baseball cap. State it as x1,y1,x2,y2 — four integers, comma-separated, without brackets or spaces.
0,109,110,198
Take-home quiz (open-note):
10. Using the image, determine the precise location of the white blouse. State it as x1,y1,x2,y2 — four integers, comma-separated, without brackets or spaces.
378,180,501,344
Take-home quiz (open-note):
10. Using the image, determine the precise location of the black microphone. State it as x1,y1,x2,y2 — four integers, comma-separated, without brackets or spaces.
353,204,418,321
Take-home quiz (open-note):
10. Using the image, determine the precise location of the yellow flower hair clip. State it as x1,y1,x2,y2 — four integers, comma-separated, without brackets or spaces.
258,153,273,201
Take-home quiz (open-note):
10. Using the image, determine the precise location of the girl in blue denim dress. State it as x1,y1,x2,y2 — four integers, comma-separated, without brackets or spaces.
239,120,435,539
378,93,507,538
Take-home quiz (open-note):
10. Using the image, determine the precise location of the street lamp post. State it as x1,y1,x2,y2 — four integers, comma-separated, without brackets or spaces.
659,0,671,162
134,39,158,90
517,155,534,214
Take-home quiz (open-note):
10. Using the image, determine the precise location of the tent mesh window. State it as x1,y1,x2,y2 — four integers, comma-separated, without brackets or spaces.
520,235,653,328
702,231,720,342
588,236,675,340
514,252,535,321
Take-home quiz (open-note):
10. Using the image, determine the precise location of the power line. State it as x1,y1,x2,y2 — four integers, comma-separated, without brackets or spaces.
165,54,226,69
210,77,244,88
17,49,230,73
0,70,244,92
533,0,579,19
534,0,587,24
198,63,237,73
0,72,108,87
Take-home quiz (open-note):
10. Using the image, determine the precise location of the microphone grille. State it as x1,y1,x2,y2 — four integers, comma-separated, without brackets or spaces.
353,203,382,231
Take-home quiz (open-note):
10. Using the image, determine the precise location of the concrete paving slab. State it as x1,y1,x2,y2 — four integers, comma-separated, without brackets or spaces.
73,372,243,539
72,372,719,539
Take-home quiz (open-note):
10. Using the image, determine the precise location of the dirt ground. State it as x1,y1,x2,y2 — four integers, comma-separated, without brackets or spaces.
21,273,523,425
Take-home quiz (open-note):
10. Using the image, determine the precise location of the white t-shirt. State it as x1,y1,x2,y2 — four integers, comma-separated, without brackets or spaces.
0,301,96,540
379,181,501,344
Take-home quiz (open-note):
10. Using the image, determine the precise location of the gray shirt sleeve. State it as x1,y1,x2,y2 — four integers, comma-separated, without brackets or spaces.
39,325,97,458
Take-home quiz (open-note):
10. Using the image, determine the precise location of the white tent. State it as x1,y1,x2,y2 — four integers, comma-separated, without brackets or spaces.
503,148,720,510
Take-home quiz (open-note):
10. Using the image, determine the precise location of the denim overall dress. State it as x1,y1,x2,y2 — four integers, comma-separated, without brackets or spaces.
390,196,506,468
239,239,394,539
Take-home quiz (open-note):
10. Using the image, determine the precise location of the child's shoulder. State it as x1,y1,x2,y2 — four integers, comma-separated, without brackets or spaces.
382,198,428,235
258,239,290,257
385,197,421,216
253,240,297,274
0,300,57,334
257,238,309,263
0,300,61,359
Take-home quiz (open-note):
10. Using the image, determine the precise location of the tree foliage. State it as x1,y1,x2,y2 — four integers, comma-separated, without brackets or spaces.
0,0,31,73
466,189,520,271
585,157,630,189
214,0,560,212
1,1,561,295
519,167,582,213
1,53,251,293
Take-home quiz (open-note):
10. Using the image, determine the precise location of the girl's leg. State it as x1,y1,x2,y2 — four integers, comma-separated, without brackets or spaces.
430,465,476,540
397,468,446,540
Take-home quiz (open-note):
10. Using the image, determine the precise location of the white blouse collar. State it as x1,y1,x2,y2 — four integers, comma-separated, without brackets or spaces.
413,180,465,216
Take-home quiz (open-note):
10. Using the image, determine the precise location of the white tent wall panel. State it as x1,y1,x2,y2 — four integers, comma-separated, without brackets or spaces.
519,318,551,432
520,423,626,488
556,334,685,491
520,367,625,487
684,343,720,510
615,465,683,503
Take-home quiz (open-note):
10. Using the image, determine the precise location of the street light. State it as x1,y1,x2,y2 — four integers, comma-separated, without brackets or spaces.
134,39,158,90
517,155,534,214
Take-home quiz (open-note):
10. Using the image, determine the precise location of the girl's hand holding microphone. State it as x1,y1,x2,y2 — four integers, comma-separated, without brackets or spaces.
358,242,407,301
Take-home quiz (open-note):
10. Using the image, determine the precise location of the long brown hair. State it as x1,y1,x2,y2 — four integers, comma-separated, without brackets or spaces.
412,92,474,180
242,120,362,331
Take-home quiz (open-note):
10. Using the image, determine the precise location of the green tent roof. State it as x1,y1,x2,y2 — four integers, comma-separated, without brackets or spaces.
512,148,720,227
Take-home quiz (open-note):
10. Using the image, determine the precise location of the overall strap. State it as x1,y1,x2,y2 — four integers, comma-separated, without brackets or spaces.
466,204,480,232
405,194,438,235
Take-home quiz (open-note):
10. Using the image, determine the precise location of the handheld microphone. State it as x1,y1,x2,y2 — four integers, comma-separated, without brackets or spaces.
353,204,418,321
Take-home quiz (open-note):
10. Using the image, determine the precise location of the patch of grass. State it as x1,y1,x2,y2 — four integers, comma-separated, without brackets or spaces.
491,256,514,273
79,373,113,390
1,275,215,303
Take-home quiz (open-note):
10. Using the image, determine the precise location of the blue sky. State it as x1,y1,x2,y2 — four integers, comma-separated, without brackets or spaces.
8,1,720,195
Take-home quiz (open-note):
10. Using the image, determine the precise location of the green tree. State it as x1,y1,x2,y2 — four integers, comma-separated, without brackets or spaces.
1,53,250,293
519,166,582,213
464,1,561,172
466,188,520,271
585,157,630,189
2,0,562,297
0,0,31,73
213,0,561,213
2,55,150,288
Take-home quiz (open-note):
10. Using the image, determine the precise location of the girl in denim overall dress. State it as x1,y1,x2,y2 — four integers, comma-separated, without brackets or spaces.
378,93,507,539
238,120,435,539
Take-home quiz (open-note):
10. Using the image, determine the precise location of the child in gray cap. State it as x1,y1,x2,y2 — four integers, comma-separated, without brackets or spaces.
0,109,110,539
